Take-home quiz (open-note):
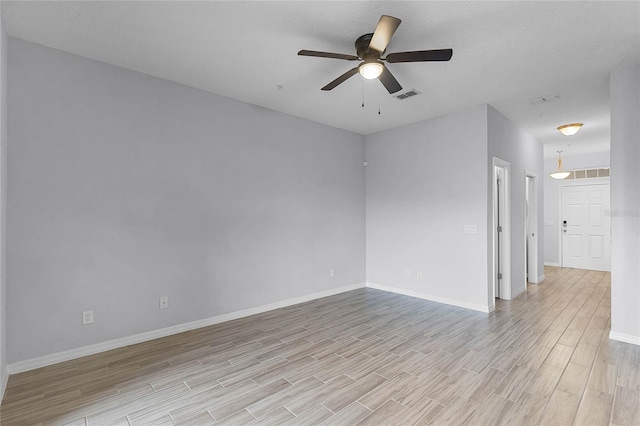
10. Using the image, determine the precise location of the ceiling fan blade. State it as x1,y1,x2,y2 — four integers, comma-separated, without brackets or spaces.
321,67,360,91
298,50,359,61
385,49,453,63
369,15,402,53
379,66,402,94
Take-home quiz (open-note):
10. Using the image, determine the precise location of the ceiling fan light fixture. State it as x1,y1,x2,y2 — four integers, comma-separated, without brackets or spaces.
550,150,571,180
358,61,384,79
557,123,583,136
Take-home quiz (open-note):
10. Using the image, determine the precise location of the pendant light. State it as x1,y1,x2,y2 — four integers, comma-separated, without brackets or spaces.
550,150,571,180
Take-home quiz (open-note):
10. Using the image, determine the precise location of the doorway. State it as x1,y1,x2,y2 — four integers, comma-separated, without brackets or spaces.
561,184,611,271
492,158,511,303
525,172,539,284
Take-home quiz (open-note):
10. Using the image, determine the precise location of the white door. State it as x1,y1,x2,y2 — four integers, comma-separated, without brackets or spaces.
561,184,611,271
492,158,511,301
525,175,537,282
496,166,505,298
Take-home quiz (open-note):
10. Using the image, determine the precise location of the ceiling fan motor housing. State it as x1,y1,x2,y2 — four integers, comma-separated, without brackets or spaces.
355,33,381,59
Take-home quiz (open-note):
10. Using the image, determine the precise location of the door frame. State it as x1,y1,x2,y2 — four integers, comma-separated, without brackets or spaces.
525,170,540,284
492,157,512,307
559,179,611,270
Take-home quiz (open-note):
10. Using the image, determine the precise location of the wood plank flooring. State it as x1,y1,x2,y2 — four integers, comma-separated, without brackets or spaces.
1,267,639,425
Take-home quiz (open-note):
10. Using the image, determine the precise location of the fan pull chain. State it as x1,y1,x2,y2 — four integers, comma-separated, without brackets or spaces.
362,79,365,108
378,85,382,115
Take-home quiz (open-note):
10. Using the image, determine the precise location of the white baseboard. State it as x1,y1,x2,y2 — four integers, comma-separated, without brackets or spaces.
544,262,560,267
0,365,7,402
512,286,527,298
7,283,366,374
609,331,640,346
366,282,490,313
527,275,545,284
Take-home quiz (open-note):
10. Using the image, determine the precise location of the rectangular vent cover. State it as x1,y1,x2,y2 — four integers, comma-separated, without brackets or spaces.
395,89,421,100
529,93,561,105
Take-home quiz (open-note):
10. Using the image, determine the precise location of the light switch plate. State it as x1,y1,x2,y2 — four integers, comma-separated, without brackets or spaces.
82,310,94,325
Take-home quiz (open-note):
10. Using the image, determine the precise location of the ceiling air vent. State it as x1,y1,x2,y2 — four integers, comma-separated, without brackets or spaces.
395,89,421,100
529,93,560,105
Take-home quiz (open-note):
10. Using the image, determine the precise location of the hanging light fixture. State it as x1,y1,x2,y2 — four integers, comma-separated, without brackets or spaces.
557,123,583,136
550,150,571,180
358,60,384,80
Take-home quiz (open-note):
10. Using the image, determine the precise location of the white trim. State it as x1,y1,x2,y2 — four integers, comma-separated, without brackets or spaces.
544,262,560,267
609,331,640,346
559,176,610,186
525,170,539,285
511,286,527,299
0,367,7,402
537,274,546,283
7,283,365,374
366,282,491,313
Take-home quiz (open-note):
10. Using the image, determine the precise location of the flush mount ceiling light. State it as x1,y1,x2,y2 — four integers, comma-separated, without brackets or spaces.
557,123,583,136
550,150,571,180
358,60,384,79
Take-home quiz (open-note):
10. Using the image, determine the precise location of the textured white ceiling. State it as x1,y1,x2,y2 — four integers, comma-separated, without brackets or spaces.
2,1,639,158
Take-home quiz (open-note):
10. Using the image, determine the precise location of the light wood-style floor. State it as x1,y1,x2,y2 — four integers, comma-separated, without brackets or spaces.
1,267,639,425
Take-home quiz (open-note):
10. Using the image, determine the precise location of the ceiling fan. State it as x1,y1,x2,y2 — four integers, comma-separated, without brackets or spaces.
298,15,453,94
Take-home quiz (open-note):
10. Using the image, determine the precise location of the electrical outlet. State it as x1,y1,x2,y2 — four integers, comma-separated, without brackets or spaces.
464,225,478,234
329,269,335,278
417,272,423,280
159,296,169,309
82,310,94,325
404,270,410,279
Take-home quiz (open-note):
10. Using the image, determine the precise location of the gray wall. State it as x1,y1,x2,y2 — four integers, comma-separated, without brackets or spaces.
610,58,640,342
3,37,553,367
543,151,610,266
365,105,490,311
7,39,366,363
0,12,7,397
487,106,544,297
